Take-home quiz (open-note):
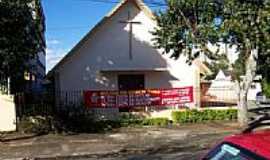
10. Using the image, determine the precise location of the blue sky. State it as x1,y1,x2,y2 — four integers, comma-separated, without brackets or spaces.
42,0,165,72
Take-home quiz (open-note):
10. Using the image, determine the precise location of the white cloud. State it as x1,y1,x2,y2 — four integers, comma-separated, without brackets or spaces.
46,47,69,73
46,39,61,45
45,48,53,54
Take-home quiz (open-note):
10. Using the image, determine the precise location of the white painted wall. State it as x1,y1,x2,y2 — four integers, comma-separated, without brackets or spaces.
0,94,16,132
55,1,200,107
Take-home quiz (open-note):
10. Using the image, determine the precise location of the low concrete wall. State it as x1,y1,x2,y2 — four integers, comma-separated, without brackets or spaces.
147,106,183,120
149,109,177,120
0,94,16,132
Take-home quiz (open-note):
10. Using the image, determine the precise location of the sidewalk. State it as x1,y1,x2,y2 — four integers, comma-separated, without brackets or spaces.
0,122,240,160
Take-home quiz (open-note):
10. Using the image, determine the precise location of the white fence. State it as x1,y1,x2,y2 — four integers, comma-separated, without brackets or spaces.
0,94,16,132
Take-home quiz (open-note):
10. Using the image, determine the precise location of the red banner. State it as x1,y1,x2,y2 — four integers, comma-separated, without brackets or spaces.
84,87,193,108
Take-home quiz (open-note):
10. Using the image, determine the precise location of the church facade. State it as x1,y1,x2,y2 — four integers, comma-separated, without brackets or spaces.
47,0,209,109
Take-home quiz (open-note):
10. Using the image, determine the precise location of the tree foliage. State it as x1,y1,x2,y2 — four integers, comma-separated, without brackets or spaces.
0,0,44,91
204,54,230,80
152,0,270,79
262,78,270,98
152,0,270,126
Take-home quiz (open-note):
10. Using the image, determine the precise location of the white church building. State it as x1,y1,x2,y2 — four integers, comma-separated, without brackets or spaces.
47,0,210,110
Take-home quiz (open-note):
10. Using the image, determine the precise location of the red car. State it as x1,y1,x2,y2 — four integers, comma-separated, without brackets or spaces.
202,108,270,160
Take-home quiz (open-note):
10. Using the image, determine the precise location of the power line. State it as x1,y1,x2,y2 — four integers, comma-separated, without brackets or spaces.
143,0,167,7
75,0,167,8
77,0,119,4
46,0,167,31
47,26,91,31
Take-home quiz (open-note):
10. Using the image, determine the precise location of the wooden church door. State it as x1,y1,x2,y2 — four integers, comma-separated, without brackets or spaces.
118,74,145,91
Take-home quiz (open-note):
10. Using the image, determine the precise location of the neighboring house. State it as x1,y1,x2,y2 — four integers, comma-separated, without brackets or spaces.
205,70,261,103
47,0,210,109
248,75,262,101
198,42,262,106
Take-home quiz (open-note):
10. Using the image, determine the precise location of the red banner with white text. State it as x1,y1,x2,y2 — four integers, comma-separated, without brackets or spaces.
84,87,193,108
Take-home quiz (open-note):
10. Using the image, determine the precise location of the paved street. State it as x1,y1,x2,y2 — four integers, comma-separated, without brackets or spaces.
0,122,240,160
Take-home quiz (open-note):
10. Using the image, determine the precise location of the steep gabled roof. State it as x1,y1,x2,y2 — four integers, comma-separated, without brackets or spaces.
107,0,154,19
47,0,155,78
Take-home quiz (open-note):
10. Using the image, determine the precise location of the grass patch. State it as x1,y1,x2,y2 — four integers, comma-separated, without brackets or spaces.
142,118,170,126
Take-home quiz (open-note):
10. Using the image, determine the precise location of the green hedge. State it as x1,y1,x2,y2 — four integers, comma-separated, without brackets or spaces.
172,109,237,124
119,117,170,127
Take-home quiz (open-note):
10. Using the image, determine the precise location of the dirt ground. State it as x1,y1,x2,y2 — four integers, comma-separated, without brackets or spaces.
0,122,240,160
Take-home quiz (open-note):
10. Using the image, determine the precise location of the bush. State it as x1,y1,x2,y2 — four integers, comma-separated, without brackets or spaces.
118,113,144,127
54,113,121,133
262,78,270,98
172,109,237,124
17,116,52,134
142,118,170,126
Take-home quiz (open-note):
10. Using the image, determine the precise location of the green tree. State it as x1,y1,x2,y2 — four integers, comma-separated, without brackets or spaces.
152,0,270,126
0,0,44,93
204,54,230,80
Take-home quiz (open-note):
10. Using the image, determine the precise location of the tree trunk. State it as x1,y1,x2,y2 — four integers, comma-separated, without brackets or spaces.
236,49,257,127
237,89,249,127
